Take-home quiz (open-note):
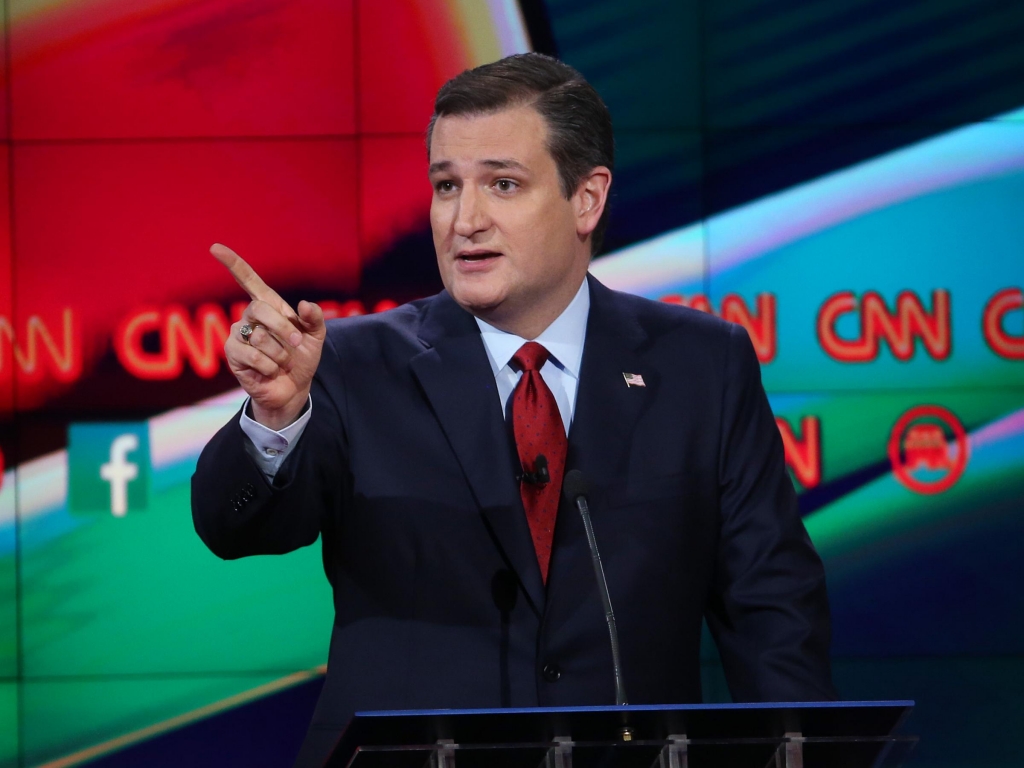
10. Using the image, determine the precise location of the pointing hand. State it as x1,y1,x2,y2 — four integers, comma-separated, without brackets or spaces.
212,243,326,430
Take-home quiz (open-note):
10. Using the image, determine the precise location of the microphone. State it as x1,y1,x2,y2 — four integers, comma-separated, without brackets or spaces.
562,470,628,706
520,454,550,485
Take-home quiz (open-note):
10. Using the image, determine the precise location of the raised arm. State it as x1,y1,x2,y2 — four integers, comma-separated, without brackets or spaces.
192,245,346,560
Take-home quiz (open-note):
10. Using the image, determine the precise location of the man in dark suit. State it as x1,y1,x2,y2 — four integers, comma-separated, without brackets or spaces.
192,53,834,766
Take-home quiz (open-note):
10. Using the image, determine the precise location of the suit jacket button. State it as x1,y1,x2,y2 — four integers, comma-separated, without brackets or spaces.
542,663,561,683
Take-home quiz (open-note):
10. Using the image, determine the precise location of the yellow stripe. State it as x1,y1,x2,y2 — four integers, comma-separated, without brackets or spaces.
449,0,503,65
35,665,328,768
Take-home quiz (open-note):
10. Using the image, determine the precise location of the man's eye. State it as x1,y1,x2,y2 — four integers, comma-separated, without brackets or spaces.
435,180,455,193
495,179,517,192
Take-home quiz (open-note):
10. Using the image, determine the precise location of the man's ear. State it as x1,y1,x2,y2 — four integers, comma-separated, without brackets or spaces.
574,166,612,240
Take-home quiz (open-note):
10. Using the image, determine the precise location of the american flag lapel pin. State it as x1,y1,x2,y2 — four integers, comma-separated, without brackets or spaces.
622,372,646,388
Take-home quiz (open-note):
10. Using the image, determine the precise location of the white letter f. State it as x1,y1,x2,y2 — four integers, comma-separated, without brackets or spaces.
100,434,140,517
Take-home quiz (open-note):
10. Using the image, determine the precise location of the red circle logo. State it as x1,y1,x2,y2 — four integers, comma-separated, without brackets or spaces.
888,405,969,495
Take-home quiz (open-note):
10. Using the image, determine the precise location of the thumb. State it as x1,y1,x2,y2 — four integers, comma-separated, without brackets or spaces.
297,300,325,336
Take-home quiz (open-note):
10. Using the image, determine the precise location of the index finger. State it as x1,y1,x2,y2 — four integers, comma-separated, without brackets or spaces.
210,243,295,317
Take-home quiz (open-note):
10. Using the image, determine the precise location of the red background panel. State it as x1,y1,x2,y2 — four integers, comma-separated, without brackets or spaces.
0,147,11,415
0,5,8,140
12,139,359,412
358,0,469,133
360,137,431,261
9,0,355,139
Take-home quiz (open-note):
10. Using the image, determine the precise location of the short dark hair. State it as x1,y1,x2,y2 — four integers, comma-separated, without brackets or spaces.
426,53,614,255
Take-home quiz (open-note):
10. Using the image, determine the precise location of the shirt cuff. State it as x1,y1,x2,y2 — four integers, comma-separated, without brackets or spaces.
239,396,313,479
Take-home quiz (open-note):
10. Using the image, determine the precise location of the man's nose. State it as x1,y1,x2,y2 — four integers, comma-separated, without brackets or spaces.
453,186,490,237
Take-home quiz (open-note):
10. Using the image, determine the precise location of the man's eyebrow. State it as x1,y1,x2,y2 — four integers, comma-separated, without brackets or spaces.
427,159,530,175
480,159,529,173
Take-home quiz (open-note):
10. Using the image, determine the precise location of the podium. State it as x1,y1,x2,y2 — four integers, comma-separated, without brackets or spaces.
325,701,917,767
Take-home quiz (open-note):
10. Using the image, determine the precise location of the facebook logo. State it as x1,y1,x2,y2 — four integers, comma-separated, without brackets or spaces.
68,423,151,516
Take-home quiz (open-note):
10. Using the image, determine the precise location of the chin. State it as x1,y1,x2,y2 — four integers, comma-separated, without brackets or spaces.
450,285,507,318
456,295,504,317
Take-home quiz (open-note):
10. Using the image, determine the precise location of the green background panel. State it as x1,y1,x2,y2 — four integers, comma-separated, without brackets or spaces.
803,395,1024,657
805,405,1024,574
0,682,16,768
20,456,333,677
20,674,290,767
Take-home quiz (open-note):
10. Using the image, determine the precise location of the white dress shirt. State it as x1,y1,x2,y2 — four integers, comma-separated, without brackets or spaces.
473,277,589,436
240,278,591,477
239,395,313,478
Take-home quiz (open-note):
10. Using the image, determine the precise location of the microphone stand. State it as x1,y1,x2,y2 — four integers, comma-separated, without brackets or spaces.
563,470,628,706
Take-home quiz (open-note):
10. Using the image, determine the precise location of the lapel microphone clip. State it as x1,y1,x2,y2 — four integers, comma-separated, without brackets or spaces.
519,454,550,486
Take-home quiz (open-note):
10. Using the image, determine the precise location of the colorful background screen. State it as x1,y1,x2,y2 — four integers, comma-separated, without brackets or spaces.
1,0,1022,765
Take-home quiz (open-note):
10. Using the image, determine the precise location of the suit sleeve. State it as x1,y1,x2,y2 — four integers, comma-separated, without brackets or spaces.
191,333,350,560
704,323,837,702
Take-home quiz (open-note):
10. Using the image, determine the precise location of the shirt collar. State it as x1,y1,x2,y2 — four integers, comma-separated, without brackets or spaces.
475,277,590,379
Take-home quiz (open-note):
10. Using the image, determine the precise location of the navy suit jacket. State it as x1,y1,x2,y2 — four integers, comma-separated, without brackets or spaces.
192,275,834,765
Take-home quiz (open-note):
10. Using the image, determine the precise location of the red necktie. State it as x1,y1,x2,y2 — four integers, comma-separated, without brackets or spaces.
511,342,568,584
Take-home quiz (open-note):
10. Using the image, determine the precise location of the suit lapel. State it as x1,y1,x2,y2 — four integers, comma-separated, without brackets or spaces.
566,275,655,486
547,276,658,621
410,292,546,612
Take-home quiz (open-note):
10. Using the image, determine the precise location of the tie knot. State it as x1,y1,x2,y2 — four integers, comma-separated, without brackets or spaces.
512,341,550,372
